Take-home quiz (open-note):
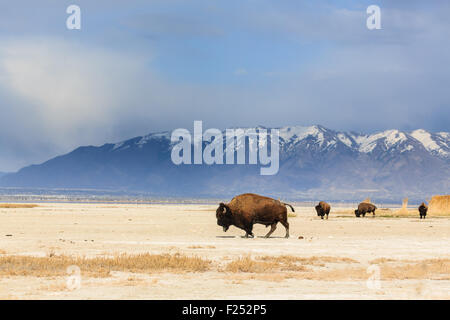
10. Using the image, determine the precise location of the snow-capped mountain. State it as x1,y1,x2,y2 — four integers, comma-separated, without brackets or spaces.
279,125,448,157
1,125,448,202
410,129,449,159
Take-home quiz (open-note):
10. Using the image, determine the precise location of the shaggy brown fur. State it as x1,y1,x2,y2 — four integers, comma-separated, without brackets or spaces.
216,193,294,238
315,201,331,220
354,202,377,217
418,202,428,219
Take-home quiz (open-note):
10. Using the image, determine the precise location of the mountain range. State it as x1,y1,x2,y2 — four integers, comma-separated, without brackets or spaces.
1,125,448,202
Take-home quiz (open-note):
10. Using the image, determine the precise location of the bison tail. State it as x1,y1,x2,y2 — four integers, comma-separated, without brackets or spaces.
283,203,295,212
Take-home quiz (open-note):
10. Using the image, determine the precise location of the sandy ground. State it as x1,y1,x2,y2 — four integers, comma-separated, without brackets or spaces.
0,203,449,299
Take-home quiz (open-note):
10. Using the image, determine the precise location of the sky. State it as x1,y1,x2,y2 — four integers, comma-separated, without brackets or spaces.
0,0,449,171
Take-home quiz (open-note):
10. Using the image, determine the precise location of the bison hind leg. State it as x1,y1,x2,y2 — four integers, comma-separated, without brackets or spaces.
264,223,277,238
280,220,289,238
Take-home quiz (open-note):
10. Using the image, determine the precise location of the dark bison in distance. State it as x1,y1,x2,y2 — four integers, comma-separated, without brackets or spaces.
418,202,428,219
355,202,377,217
315,201,331,219
216,193,294,238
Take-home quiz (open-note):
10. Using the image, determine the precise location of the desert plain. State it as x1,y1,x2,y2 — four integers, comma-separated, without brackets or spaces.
0,202,449,299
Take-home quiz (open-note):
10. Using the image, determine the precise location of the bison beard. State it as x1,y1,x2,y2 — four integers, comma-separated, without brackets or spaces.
216,193,293,238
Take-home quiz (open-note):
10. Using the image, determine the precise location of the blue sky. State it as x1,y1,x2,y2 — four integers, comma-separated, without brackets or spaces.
0,0,449,171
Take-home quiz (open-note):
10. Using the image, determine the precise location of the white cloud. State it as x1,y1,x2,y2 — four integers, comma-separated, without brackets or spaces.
234,68,248,76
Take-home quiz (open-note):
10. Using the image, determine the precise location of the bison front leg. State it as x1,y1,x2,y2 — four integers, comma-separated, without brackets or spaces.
244,224,254,238
264,223,277,238
244,230,254,238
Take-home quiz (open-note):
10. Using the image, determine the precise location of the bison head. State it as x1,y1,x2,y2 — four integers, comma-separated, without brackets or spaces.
354,209,361,217
315,205,322,216
216,202,233,232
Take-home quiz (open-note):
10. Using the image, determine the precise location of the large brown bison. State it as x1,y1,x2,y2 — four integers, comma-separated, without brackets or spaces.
315,201,331,220
216,193,294,238
354,202,377,217
418,202,428,219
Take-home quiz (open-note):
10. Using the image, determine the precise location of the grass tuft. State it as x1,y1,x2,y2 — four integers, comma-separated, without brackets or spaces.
0,253,211,277
0,203,38,208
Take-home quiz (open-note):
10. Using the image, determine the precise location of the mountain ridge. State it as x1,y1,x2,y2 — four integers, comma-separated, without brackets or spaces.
1,125,448,202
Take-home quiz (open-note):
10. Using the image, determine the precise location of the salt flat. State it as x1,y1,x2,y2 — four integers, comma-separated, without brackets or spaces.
0,203,449,299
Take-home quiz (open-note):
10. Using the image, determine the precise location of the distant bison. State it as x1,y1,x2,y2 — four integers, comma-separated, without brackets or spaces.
354,202,377,217
315,201,331,220
216,193,294,238
418,202,428,219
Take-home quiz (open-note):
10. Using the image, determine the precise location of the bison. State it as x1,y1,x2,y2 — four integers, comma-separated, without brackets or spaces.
418,202,428,219
354,202,377,217
315,201,331,220
216,193,294,238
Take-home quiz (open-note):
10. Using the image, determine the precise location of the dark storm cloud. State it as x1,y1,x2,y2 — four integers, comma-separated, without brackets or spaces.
0,1,449,171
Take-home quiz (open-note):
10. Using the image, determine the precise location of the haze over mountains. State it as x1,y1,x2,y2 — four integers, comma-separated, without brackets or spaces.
1,125,448,202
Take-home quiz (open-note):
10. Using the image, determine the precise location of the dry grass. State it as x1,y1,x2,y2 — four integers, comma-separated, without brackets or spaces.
225,255,357,273
225,256,288,273
378,259,450,280
333,209,355,216
38,281,68,292
0,253,211,277
381,209,417,217
225,255,308,273
227,273,295,282
335,207,420,218
394,198,410,215
188,245,216,249
114,276,149,286
224,255,450,282
287,212,297,217
369,257,398,264
0,203,38,208
428,195,450,216
258,255,358,267
301,267,369,280
1,252,447,283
